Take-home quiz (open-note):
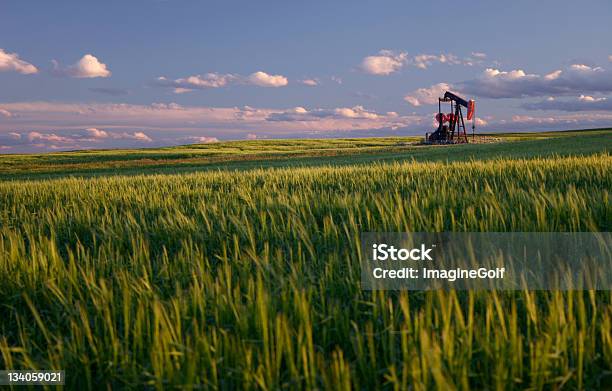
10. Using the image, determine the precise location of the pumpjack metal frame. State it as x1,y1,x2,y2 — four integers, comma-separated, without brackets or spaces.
426,91,474,144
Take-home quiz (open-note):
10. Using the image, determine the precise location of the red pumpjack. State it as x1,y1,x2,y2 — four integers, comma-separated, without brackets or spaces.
426,91,476,144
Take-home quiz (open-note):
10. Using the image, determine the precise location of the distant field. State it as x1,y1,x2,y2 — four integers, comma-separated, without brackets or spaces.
0,129,610,389
0,128,609,180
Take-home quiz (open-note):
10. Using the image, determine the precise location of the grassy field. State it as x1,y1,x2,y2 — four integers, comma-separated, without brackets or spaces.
0,129,611,389
0,128,609,180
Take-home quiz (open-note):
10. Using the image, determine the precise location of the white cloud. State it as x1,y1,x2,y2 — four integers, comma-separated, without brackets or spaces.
85,127,109,138
528,113,612,124
0,128,154,152
403,83,452,106
544,70,562,80
155,73,237,93
150,102,184,110
483,68,532,80
361,51,484,75
511,115,559,124
180,73,234,88
412,53,462,69
459,64,612,98
334,106,380,119
265,106,312,121
183,136,219,144
609,55,612,62
300,78,319,86
88,129,152,142
0,48,38,74
0,108,13,118
156,71,288,91
130,132,152,142
0,101,424,143
361,50,408,75
474,118,488,127
569,64,601,72
471,52,487,59
265,105,411,131
418,53,486,68
53,54,111,78
578,94,605,102
27,131,72,143
403,96,421,107
248,71,288,87
246,133,258,140
522,95,612,112
411,54,437,70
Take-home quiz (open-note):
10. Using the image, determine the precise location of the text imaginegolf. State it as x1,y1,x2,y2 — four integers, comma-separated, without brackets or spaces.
372,267,506,281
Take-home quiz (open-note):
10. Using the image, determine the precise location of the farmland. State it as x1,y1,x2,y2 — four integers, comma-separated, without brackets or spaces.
0,129,611,389
0,128,609,180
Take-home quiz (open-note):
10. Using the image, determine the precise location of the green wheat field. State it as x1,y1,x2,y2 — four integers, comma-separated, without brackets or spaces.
0,129,611,389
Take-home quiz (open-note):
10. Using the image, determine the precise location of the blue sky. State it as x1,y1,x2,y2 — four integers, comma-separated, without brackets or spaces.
1,0,611,152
